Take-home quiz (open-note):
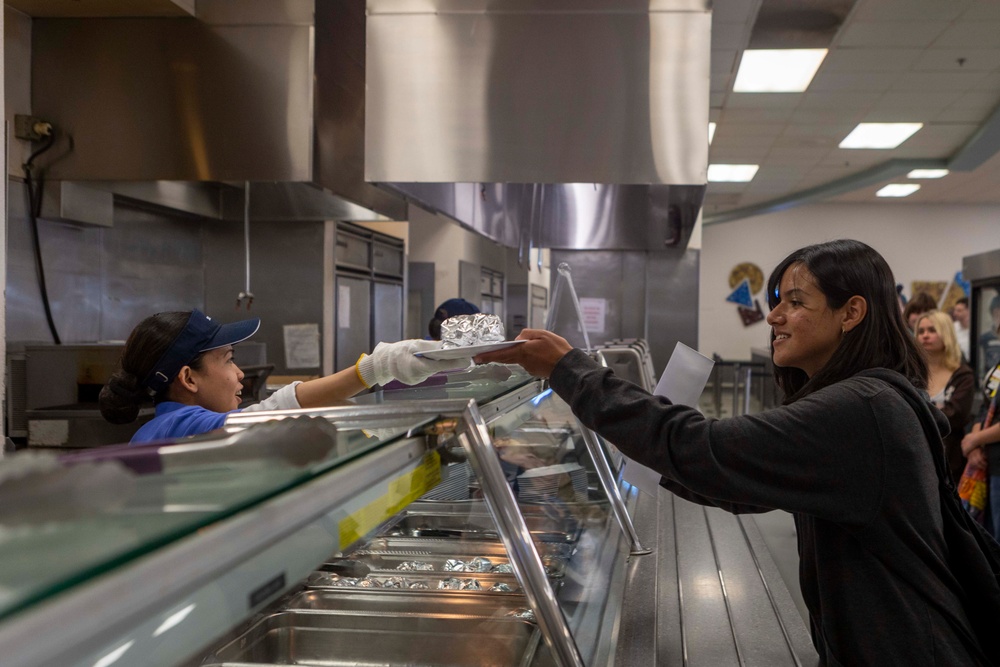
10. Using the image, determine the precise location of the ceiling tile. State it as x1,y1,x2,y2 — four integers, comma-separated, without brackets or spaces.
710,0,760,26
765,147,828,166
912,49,1000,72
712,21,749,50
933,92,1000,123
890,71,988,93
865,92,959,120
808,71,902,93
712,49,739,75
934,22,1000,48
850,0,971,23
960,2,1000,21
719,106,798,124
821,48,922,73
837,22,949,48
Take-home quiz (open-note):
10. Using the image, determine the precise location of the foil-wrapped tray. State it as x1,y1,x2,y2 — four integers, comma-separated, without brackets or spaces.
375,510,581,544
440,313,506,349
304,570,538,595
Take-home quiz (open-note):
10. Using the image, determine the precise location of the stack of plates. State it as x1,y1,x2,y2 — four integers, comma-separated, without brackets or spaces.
517,463,588,503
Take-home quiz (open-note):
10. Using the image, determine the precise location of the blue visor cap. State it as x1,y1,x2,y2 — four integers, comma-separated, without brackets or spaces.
142,309,260,396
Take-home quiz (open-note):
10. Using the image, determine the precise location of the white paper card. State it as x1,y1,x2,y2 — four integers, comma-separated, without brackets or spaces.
338,285,351,328
579,297,607,333
621,342,715,496
283,323,321,369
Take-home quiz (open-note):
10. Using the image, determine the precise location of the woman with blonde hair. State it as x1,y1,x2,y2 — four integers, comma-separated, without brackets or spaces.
915,310,974,484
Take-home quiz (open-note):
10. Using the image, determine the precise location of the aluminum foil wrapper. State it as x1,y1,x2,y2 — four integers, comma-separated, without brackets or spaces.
443,559,467,572
331,577,358,587
467,557,492,573
440,314,506,349
460,579,482,591
396,561,434,571
507,608,536,623
438,577,464,590
408,581,430,590
491,563,514,574
356,577,381,588
489,583,515,593
382,577,406,589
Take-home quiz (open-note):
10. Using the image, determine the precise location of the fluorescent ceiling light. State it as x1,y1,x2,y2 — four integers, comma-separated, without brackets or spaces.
906,169,949,179
839,123,923,149
733,49,828,93
708,164,759,182
876,183,920,197
709,122,717,145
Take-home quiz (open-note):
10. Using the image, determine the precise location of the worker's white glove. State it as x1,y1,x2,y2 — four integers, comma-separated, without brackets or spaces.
356,340,469,388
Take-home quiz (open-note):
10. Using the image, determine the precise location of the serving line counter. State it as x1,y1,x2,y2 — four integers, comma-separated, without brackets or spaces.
0,362,815,667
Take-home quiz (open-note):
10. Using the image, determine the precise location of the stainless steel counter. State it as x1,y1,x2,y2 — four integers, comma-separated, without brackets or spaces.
614,487,819,666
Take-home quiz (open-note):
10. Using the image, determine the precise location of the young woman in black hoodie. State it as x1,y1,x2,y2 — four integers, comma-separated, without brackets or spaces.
476,239,1000,666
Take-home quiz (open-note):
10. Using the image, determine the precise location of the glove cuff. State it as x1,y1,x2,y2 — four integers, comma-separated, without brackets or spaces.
356,353,378,388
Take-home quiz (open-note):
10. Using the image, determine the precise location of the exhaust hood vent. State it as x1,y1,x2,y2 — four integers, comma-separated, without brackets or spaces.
365,0,710,250
28,0,405,222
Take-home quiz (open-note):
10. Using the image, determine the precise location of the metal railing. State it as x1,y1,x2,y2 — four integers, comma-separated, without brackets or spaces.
705,356,772,418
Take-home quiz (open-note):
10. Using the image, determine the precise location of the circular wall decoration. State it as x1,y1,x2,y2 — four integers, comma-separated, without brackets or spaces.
728,262,764,294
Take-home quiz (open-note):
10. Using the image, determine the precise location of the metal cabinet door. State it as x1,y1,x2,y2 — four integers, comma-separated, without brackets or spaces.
373,281,403,345
335,275,372,371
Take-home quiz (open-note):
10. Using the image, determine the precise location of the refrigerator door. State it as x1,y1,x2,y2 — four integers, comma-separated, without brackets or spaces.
336,274,372,371
373,281,404,346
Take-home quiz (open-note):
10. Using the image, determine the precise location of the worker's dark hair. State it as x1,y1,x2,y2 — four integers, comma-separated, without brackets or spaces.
99,311,206,424
955,296,969,308
766,240,927,404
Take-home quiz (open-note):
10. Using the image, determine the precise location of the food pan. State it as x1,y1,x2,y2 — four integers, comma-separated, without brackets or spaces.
203,610,540,667
328,551,567,578
304,569,538,594
355,536,577,562
378,511,580,544
282,589,532,620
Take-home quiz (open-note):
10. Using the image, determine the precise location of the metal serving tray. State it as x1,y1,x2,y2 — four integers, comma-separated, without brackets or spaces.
304,569,535,594
377,511,580,544
326,552,567,578
281,589,533,620
355,536,577,561
203,610,541,667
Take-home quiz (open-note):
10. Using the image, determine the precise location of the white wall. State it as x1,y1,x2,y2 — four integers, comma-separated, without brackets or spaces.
700,203,1000,360
407,205,518,307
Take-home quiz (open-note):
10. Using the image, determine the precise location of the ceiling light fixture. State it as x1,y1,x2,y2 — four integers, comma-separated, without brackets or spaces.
906,169,949,179
709,122,717,145
876,183,920,197
708,164,759,182
733,49,828,93
839,123,923,149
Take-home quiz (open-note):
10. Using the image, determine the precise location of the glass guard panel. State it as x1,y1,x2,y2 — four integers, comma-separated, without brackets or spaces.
328,388,626,667
351,364,535,405
0,413,423,622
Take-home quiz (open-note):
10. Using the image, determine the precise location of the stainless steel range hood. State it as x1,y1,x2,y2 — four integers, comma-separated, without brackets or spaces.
28,0,406,222
365,0,710,250
28,0,709,248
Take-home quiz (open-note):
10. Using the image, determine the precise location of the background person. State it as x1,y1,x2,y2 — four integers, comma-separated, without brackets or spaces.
952,297,972,361
903,290,938,332
476,239,1000,666
915,310,975,484
100,310,463,444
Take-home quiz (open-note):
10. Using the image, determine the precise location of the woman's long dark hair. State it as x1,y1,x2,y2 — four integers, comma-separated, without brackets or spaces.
766,240,927,403
99,311,205,424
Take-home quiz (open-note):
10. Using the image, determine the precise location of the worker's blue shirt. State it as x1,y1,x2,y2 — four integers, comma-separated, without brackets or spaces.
130,402,236,445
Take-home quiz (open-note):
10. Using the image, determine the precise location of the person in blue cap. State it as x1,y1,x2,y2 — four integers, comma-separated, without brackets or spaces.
428,298,480,340
99,310,462,445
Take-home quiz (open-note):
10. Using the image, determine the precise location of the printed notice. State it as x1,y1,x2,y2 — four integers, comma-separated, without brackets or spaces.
338,285,351,328
283,323,321,369
622,342,715,496
579,297,607,333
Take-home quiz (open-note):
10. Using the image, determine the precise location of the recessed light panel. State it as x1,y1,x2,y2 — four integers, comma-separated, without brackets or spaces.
876,183,920,197
733,49,828,93
906,169,949,179
709,122,717,145
839,123,923,149
708,164,759,182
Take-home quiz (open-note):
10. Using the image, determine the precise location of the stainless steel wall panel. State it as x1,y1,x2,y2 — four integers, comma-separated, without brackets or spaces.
366,8,709,185
32,19,314,183
964,247,1000,284
645,247,699,373
203,219,326,375
7,181,204,344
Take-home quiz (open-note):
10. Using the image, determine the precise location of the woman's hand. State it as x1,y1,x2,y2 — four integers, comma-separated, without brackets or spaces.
968,446,987,470
961,430,981,456
473,329,574,379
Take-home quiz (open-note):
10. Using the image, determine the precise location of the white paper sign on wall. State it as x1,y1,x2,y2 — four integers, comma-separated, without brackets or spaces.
578,297,607,333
